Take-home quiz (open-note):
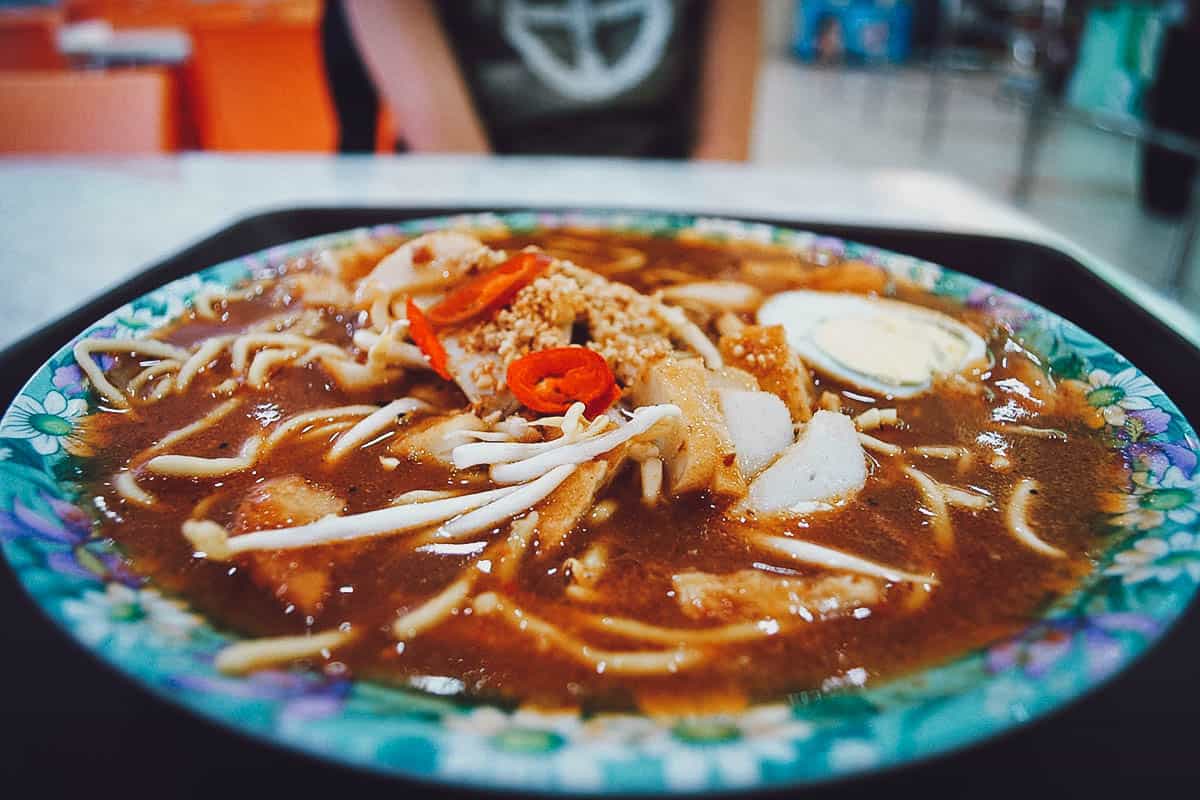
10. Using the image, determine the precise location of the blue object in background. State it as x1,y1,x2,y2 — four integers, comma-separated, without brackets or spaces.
1066,2,1165,121
794,0,913,64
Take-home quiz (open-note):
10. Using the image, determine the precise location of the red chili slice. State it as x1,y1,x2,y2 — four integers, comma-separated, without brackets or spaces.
406,297,452,380
583,379,622,419
426,251,551,327
506,347,620,417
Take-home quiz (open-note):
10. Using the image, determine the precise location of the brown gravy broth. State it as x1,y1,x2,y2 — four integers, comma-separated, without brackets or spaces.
78,229,1124,712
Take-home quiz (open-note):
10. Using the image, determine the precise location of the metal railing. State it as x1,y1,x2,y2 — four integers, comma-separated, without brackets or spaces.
922,0,1200,295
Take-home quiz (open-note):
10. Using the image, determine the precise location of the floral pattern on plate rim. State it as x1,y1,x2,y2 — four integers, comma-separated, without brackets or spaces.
1,212,1198,795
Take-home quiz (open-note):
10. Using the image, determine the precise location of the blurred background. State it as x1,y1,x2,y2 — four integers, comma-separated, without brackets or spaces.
2,0,1198,310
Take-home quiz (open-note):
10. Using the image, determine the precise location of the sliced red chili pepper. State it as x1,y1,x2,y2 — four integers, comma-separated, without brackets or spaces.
506,347,619,418
406,297,452,380
426,251,551,327
583,379,622,419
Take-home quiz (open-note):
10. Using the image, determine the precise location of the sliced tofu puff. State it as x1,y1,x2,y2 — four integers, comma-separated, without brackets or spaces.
314,236,399,284
632,358,745,498
672,569,883,623
354,231,501,305
705,366,760,392
718,324,816,422
657,281,763,314
389,413,485,467
742,410,867,515
439,333,519,414
280,271,354,309
231,476,348,615
535,443,630,556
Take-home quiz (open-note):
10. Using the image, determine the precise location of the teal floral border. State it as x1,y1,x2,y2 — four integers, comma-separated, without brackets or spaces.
2,212,1197,794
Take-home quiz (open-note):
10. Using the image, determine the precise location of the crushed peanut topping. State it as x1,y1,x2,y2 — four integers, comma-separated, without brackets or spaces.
459,260,673,385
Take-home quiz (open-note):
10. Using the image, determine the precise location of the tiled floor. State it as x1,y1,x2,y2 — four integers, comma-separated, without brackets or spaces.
752,60,1200,312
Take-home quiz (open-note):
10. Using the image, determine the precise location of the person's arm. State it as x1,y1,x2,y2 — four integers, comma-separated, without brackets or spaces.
343,0,490,153
691,0,762,162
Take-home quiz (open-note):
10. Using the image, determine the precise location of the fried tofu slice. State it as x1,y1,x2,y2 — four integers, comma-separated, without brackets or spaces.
719,324,816,422
796,260,889,294
355,232,494,304
281,272,353,309
232,475,347,615
658,281,763,313
316,237,399,284
705,365,759,392
440,333,516,414
738,258,889,295
535,444,629,555
389,413,485,467
672,569,882,623
632,358,744,498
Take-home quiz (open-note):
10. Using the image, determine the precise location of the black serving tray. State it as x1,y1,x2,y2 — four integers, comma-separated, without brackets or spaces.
2,207,1197,799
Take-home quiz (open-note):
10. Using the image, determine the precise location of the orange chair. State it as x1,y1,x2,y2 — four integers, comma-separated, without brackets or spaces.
185,19,338,151
0,68,176,153
0,7,69,70
55,3,396,152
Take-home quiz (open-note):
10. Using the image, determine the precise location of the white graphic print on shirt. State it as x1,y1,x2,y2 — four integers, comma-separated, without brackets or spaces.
500,0,673,102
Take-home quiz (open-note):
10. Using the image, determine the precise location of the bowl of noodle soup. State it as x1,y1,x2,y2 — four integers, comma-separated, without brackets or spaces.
2,211,1197,794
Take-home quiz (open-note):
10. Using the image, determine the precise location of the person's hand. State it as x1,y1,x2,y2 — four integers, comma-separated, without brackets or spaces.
690,0,761,163
692,137,751,162
344,0,490,154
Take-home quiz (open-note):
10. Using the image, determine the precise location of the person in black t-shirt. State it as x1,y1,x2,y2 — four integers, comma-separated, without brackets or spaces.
335,0,761,160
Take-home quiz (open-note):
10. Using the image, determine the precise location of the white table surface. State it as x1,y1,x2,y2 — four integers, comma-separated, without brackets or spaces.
0,153,1196,352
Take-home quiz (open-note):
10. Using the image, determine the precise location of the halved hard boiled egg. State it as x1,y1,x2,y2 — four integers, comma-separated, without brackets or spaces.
757,291,987,398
